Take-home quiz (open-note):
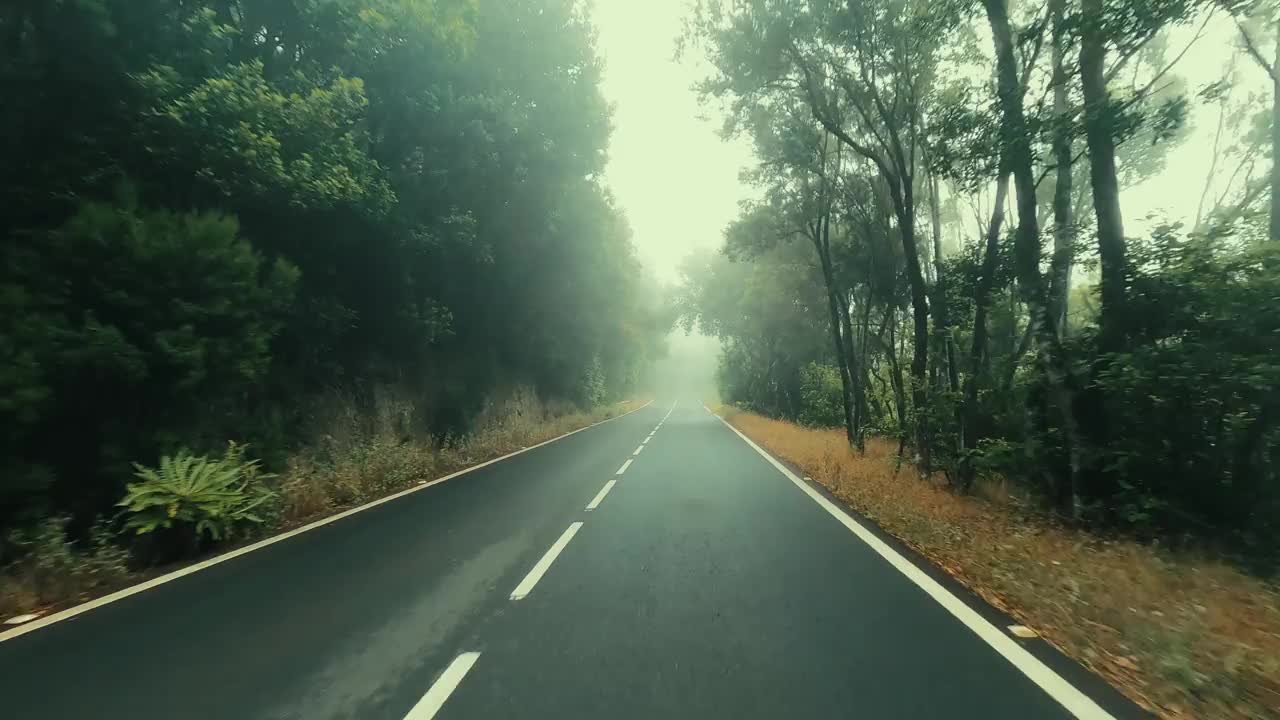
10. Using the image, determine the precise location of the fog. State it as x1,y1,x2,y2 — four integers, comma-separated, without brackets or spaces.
647,331,721,403
592,1,1267,283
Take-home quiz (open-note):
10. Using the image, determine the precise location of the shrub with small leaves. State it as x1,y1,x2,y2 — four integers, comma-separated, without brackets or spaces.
2,516,131,609
119,442,276,543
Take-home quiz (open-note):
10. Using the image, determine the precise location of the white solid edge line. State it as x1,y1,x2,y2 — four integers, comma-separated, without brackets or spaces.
633,445,644,456
509,522,583,600
710,413,1116,720
615,458,633,475
404,651,481,720
0,401,656,644
585,479,617,511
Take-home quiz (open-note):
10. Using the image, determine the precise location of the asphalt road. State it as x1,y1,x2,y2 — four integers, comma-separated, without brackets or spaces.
0,400,1145,719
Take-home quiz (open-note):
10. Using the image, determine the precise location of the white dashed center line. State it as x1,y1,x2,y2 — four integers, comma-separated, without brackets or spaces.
404,652,481,720
633,445,644,456
616,459,633,475
585,480,617,511
510,523,583,600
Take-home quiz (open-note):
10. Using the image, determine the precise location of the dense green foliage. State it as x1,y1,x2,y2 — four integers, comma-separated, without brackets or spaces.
120,443,276,543
683,0,1279,552
0,1,667,545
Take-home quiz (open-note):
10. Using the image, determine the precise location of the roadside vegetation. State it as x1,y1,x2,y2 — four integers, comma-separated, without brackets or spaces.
680,0,1280,716
682,0,1280,551
721,408,1280,719
0,1,667,615
2,392,643,618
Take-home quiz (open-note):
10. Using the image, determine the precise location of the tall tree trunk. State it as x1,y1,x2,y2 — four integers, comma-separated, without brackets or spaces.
888,179,931,469
1272,20,1280,242
816,238,857,447
835,288,865,450
884,306,909,456
858,289,875,438
959,165,1011,491
1048,0,1075,333
930,171,960,398
929,169,962,475
1080,0,1128,352
814,133,858,447
831,141,866,450
984,0,1082,518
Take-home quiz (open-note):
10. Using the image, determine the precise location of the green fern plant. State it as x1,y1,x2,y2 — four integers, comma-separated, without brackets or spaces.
119,442,277,542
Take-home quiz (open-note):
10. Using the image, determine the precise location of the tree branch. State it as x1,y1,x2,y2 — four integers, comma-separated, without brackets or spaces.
1236,18,1279,81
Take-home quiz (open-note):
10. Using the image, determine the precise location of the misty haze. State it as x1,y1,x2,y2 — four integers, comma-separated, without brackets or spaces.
1,2,1278,719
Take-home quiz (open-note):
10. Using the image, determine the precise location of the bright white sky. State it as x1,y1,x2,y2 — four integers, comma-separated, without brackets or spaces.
591,0,756,283
589,2,1266,281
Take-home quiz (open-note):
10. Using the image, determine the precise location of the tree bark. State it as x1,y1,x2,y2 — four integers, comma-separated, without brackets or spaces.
813,133,858,447
815,224,857,448
835,288,866,450
1272,20,1279,242
1080,0,1128,351
1048,0,1075,333
984,0,1081,518
959,165,1011,491
796,62,929,460
888,178,932,469
883,306,909,456
930,171,960,398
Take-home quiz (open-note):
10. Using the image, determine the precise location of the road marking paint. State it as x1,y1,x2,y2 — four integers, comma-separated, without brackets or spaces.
404,652,481,720
585,480,617,511
616,459,633,475
510,523,583,600
0,401,655,645
662,402,676,421
642,436,650,444
711,413,1117,720
633,445,644,456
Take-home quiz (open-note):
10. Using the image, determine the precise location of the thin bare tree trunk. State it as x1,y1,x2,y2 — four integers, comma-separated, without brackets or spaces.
1048,0,1075,333
816,225,857,447
884,306,909,456
959,164,1011,490
892,181,931,470
1272,21,1279,242
930,171,960,398
1081,0,1128,352
1195,53,1236,230
984,0,1082,518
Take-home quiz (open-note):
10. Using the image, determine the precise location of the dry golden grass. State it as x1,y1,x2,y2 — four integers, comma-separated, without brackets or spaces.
277,394,645,527
723,408,1280,720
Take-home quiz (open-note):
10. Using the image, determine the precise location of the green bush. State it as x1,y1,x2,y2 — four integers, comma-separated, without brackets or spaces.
119,443,276,544
1085,231,1280,541
2,516,131,609
798,362,845,427
1,196,297,529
